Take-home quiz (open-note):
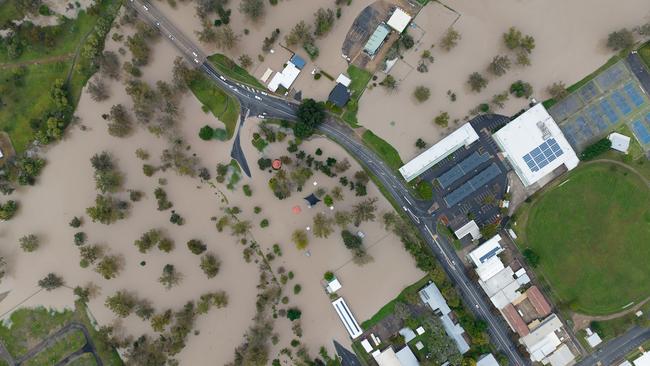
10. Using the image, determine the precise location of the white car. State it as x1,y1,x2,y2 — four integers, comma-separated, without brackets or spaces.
143,5,148,10
155,21,160,26
254,96,262,101
193,58,200,64
219,76,226,81
257,115,265,119
260,91,268,96
168,34,174,40
192,51,198,57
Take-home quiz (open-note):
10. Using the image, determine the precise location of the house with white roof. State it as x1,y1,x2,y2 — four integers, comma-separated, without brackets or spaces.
476,353,499,366
520,314,574,366
386,8,412,33
493,103,579,187
372,346,420,366
609,132,631,153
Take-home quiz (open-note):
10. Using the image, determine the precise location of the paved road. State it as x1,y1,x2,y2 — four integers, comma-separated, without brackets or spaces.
127,1,650,365
627,52,650,95
575,327,650,366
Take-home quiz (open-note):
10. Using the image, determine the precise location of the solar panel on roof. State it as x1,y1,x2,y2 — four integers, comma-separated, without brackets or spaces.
522,138,564,172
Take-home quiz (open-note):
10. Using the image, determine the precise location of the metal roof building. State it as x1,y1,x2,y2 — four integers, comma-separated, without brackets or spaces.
363,23,391,57
468,235,504,267
386,8,412,33
453,220,481,241
609,132,631,153
476,354,500,366
328,83,351,108
419,282,470,354
399,123,479,182
332,298,363,339
634,352,650,366
493,103,579,187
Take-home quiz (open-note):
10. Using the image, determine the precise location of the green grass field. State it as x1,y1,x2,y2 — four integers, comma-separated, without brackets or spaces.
188,73,240,139
341,65,372,127
520,162,650,315
0,304,122,365
207,54,265,89
639,41,650,69
361,129,403,170
23,330,86,366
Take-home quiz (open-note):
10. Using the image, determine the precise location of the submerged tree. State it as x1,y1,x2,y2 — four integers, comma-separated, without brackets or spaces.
38,273,64,291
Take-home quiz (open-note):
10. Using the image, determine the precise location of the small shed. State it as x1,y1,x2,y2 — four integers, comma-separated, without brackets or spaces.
336,74,352,87
328,83,351,108
387,8,412,33
608,132,631,154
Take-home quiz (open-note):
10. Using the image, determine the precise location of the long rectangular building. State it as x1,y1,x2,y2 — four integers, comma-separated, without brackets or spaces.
332,298,363,339
399,123,479,182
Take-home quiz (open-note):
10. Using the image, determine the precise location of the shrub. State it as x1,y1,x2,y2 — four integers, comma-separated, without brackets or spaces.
580,138,612,160
187,239,207,255
293,284,301,294
467,72,488,92
69,216,82,228
523,248,540,267
38,273,63,290
287,308,302,321
510,80,533,98
74,232,87,246
260,219,269,228
19,234,40,252
324,271,335,281
413,86,431,103
243,185,252,196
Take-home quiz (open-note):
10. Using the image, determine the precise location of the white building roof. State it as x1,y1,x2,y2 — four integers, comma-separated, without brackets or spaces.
0,148,3,159
440,314,470,354
468,235,503,267
260,68,273,83
635,352,650,366
327,278,342,293
516,274,531,286
387,8,412,33
267,62,301,92
546,344,575,366
399,123,479,182
476,256,506,282
332,298,363,339
476,354,500,366
454,220,482,241
620,361,633,366
419,282,451,316
521,314,564,360
609,132,631,153
586,332,602,347
336,74,352,87
395,346,420,366
480,266,516,297
493,103,579,187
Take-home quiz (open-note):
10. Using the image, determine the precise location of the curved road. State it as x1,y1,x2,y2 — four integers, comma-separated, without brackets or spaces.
127,1,650,365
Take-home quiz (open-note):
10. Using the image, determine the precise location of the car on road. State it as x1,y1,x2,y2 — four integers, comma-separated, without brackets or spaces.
219,76,226,81
260,91,268,96
168,34,174,40
257,115,265,119
192,52,198,57
155,21,160,26
193,58,200,64
254,96,262,101
143,4,148,10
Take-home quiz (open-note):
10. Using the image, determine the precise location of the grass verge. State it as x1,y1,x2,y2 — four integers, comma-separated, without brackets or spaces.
341,65,372,127
207,54,265,89
23,330,86,366
361,130,403,171
188,73,240,139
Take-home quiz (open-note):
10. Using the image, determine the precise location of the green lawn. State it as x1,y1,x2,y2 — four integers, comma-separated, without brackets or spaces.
67,352,99,366
0,304,122,365
23,330,86,366
341,65,373,127
639,41,650,70
207,54,265,89
188,73,240,139
361,130,403,171
519,162,650,315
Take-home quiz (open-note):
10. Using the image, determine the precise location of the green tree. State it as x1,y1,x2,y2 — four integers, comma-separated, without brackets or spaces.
440,28,461,51
312,213,334,238
413,86,431,103
187,239,207,255
292,229,309,249
150,310,172,332
86,195,128,224
294,99,325,138
379,74,397,91
510,80,533,98
19,234,39,252
352,197,377,226
38,273,63,291
159,264,182,289
547,81,568,100
522,248,540,267
95,255,122,279
239,0,265,21
434,112,450,127
200,253,221,278
487,55,511,76
416,138,427,149
69,216,82,228
107,104,132,138
503,27,522,49
105,291,136,318
467,72,488,92
214,25,239,50
314,8,335,37
285,21,314,47
0,200,18,220
607,28,634,51
199,125,214,140
400,32,414,49
287,308,302,321
341,230,362,249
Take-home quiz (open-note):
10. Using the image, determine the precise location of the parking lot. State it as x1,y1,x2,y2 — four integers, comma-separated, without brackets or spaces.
420,114,511,232
548,59,650,153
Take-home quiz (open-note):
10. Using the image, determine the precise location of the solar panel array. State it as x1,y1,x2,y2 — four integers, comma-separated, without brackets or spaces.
443,163,501,207
522,138,564,173
437,152,489,189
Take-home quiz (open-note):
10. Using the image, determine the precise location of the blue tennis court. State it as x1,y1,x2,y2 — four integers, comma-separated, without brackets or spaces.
612,91,632,115
575,117,594,139
599,99,619,124
631,120,650,144
595,61,628,90
586,106,608,132
560,124,578,147
578,80,600,103
624,82,645,107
